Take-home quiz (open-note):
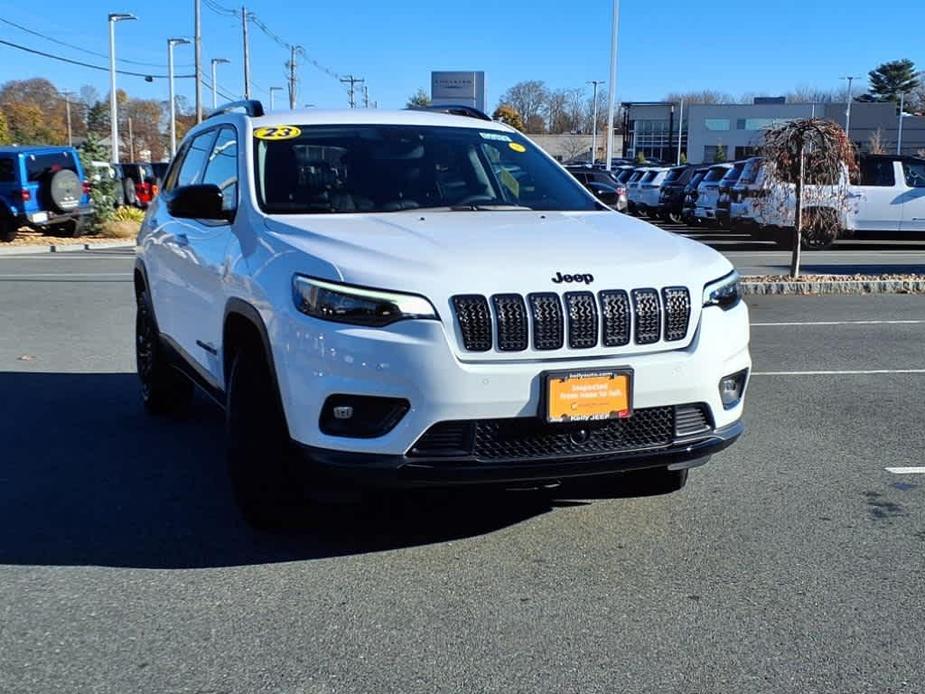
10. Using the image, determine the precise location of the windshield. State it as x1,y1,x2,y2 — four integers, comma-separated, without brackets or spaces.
253,124,599,213
739,158,764,185
704,167,728,183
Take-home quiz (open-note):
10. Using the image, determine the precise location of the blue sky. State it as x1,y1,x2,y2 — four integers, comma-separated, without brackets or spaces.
1,0,922,110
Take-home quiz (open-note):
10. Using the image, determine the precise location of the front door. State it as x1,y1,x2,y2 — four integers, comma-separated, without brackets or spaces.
851,159,902,232
899,159,925,234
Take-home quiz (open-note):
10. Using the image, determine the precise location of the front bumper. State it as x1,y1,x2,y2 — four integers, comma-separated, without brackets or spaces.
299,420,743,488
272,298,751,458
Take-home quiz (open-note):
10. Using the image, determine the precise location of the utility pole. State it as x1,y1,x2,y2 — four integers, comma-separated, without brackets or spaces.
605,0,620,171
897,92,907,155
587,80,604,164
241,5,251,99
288,45,298,109
210,57,229,110
841,75,858,141
168,39,190,156
194,0,202,122
363,85,370,108
340,75,364,109
61,91,75,147
108,13,136,163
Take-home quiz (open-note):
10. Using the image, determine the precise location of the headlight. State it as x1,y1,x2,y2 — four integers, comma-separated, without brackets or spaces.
293,276,438,327
703,271,741,310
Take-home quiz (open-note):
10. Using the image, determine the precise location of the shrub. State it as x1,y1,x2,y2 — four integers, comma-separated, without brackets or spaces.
111,206,145,223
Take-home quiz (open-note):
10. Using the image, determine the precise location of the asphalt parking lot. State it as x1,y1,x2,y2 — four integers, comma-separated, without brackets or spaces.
1,246,923,693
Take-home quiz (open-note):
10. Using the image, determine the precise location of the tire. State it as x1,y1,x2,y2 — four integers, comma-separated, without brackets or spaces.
225,346,304,528
46,220,81,238
135,287,193,415
801,208,839,251
48,169,82,213
0,215,17,242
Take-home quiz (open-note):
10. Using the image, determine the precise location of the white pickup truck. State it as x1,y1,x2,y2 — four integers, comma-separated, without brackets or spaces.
848,155,925,234
737,155,925,248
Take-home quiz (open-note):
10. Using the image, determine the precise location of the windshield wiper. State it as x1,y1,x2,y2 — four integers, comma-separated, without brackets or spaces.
448,203,532,211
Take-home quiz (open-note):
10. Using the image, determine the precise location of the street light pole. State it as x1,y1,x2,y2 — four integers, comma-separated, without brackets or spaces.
168,39,190,157
108,13,136,163
605,0,620,171
194,0,202,122
897,92,906,156
210,58,229,110
841,75,858,141
269,87,282,111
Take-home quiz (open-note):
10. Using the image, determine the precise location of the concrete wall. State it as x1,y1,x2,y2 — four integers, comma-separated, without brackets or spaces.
528,133,625,162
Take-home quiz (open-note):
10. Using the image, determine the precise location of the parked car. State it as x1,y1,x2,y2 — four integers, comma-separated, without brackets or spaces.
0,145,92,242
715,161,748,228
681,167,711,225
565,165,628,211
729,157,766,231
694,164,734,226
636,167,671,217
113,162,159,208
134,102,750,526
625,167,650,214
657,165,698,223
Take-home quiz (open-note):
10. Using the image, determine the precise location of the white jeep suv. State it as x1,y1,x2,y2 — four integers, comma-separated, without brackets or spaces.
134,101,751,526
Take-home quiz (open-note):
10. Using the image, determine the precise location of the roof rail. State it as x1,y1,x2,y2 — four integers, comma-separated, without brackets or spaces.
410,104,493,122
208,99,265,119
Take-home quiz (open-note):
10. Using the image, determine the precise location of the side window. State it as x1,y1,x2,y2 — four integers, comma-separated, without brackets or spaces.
201,127,239,213
0,158,15,183
860,159,896,187
176,131,217,188
902,161,925,189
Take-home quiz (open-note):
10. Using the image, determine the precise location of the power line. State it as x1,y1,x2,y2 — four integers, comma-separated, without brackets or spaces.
0,38,197,79
0,16,193,69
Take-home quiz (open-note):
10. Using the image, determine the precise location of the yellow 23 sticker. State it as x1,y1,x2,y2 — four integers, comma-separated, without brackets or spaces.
254,126,301,141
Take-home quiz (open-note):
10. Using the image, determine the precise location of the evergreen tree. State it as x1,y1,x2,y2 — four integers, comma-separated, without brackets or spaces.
867,59,920,104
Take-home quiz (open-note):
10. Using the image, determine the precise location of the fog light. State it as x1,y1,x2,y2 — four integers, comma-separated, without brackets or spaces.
719,369,748,410
319,395,410,438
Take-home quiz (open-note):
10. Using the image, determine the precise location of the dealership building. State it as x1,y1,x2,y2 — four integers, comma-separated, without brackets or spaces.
624,99,925,164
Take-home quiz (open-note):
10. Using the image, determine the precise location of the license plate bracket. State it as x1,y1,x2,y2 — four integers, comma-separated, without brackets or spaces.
544,369,633,424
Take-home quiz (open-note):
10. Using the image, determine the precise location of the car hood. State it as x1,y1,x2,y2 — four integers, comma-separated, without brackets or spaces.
263,210,731,296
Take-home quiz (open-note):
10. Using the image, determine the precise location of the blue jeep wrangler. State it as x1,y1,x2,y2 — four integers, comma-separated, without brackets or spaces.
0,145,93,242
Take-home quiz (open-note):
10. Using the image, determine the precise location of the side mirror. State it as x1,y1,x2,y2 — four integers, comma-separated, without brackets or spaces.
165,184,227,220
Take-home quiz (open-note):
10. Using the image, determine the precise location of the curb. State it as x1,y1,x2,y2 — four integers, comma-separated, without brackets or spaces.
0,241,134,256
742,279,925,295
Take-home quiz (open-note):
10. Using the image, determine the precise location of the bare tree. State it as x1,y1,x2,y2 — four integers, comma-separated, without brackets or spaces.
867,128,886,154
761,118,856,277
545,88,584,134
499,81,548,128
663,89,734,105
785,86,841,104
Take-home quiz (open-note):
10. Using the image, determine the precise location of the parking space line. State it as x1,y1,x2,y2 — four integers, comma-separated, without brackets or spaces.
752,320,925,327
885,467,925,474
752,369,925,376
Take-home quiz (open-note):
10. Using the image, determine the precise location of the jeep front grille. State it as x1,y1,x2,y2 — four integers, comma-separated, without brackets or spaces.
410,403,713,462
451,286,691,352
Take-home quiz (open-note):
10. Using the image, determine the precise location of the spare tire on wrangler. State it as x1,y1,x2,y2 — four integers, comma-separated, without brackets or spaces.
48,169,82,213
